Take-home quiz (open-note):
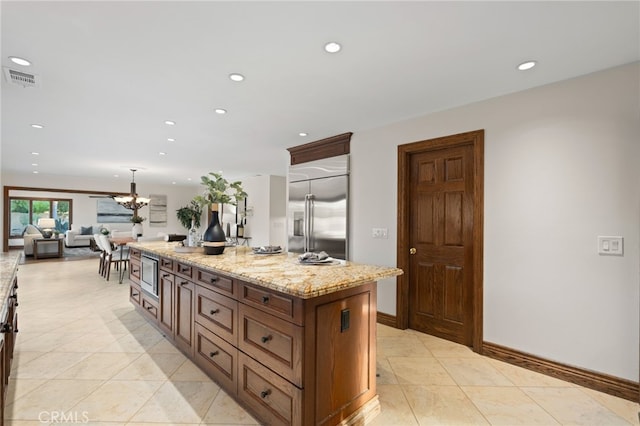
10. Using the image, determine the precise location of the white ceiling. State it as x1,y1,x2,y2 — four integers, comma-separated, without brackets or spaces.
2,1,638,187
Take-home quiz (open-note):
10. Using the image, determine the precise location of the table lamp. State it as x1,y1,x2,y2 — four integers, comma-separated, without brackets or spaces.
37,218,56,238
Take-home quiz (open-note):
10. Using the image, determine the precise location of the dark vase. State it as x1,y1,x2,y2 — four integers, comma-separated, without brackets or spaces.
202,209,226,255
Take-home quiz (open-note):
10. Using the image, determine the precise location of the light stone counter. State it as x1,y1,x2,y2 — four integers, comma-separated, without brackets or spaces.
128,242,403,298
0,251,20,321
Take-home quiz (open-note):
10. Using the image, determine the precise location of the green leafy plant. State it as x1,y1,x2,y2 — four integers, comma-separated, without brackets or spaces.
194,172,247,209
130,215,146,224
176,200,203,230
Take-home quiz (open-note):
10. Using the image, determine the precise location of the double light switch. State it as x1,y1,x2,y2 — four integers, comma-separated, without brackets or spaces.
597,236,623,256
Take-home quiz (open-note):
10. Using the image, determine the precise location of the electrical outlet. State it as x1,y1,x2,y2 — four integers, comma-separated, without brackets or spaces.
372,228,388,239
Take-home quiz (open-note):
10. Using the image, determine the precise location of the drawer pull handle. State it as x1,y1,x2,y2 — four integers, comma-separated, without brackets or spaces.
261,335,272,344
1,324,11,333
210,309,220,315
181,267,189,273
260,389,271,399
209,351,219,357
262,295,270,304
132,292,139,297
133,269,139,273
210,277,218,283
147,306,154,311
181,281,189,286
162,273,170,278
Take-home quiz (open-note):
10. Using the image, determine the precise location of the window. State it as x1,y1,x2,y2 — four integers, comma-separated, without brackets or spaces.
9,197,72,238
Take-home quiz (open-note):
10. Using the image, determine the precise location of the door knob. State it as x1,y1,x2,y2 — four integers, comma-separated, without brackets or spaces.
409,247,417,255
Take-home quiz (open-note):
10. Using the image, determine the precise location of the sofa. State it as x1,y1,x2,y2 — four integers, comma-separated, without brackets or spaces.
65,225,101,247
23,224,61,256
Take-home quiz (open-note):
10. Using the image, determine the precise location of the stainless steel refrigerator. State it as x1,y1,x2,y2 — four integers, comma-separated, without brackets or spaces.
288,154,349,260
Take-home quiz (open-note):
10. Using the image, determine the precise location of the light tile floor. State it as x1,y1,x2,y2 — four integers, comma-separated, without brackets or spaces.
6,258,640,425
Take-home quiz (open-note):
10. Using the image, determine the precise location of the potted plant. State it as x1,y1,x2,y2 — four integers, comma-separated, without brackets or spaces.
176,200,203,230
194,172,247,255
130,215,146,238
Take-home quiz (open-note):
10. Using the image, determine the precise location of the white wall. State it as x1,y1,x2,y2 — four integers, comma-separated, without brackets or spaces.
352,62,639,382
241,175,287,247
2,172,201,238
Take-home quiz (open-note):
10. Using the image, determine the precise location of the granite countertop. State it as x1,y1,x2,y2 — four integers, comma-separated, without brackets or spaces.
0,252,20,320
128,242,403,299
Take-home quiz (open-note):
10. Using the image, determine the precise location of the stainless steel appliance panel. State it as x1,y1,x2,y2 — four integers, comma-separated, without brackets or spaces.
141,254,159,298
288,154,349,260
307,175,347,259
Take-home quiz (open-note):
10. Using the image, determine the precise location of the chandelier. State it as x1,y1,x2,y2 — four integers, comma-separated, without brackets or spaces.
114,169,150,210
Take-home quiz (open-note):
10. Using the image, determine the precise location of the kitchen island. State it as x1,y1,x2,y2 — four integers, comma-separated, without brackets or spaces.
0,252,20,422
127,242,402,426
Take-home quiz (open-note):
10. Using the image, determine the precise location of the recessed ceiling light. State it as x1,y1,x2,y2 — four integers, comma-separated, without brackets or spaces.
172,181,176,185
164,120,176,125
31,124,44,129
159,152,166,156
9,56,31,66
187,178,192,181
299,132,308,137
215,108,227,114
114,174,119,178
33,171,39,174
229,73,244,82
517,60,537,71
167,138,175,142
31,152,39,155
31,163,38,166
324,42,341,53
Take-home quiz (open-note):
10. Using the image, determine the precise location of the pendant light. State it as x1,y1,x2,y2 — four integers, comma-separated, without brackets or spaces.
114,169,150,210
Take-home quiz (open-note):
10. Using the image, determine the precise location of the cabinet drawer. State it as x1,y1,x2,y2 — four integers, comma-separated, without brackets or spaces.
238,352,302,426
129,283,142,306
239,304,303,387
159,257,174,272
240,282,303,325
175,261,193,279
195,269,235,298
129,248,141,260
141,296,158,320
195,284,238,345
194,323,237,395
129,258,141,282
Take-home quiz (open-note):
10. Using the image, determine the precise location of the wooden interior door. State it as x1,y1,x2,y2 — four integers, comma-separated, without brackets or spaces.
397,130,483,351
409,144,474,345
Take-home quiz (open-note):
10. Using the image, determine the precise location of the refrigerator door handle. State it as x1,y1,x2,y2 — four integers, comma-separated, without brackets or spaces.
304,194,310,252
307,194,315,252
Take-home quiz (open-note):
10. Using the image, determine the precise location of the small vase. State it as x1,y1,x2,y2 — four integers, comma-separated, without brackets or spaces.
202,206,225,255
188,219,198,247
132,223,143,238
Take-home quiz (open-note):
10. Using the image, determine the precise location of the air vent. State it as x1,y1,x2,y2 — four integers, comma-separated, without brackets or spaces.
3,67,41,88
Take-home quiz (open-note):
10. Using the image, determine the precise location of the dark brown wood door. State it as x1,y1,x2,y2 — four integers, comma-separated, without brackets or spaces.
408,144,475,346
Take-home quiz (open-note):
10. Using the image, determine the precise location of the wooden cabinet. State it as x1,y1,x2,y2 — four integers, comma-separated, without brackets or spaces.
195,284,238,345
131,252,377,425
129,249,141,282
238,303,303,387
174,278,194,355
158,271,174,336
1,271,19,423
194,323,237,394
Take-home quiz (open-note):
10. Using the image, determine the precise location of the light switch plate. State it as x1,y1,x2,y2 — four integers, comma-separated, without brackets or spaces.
372,228,388,239
598,236,623,256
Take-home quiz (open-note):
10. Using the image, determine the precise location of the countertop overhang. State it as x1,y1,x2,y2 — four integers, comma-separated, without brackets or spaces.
128,242,403,299
0,252,20,320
